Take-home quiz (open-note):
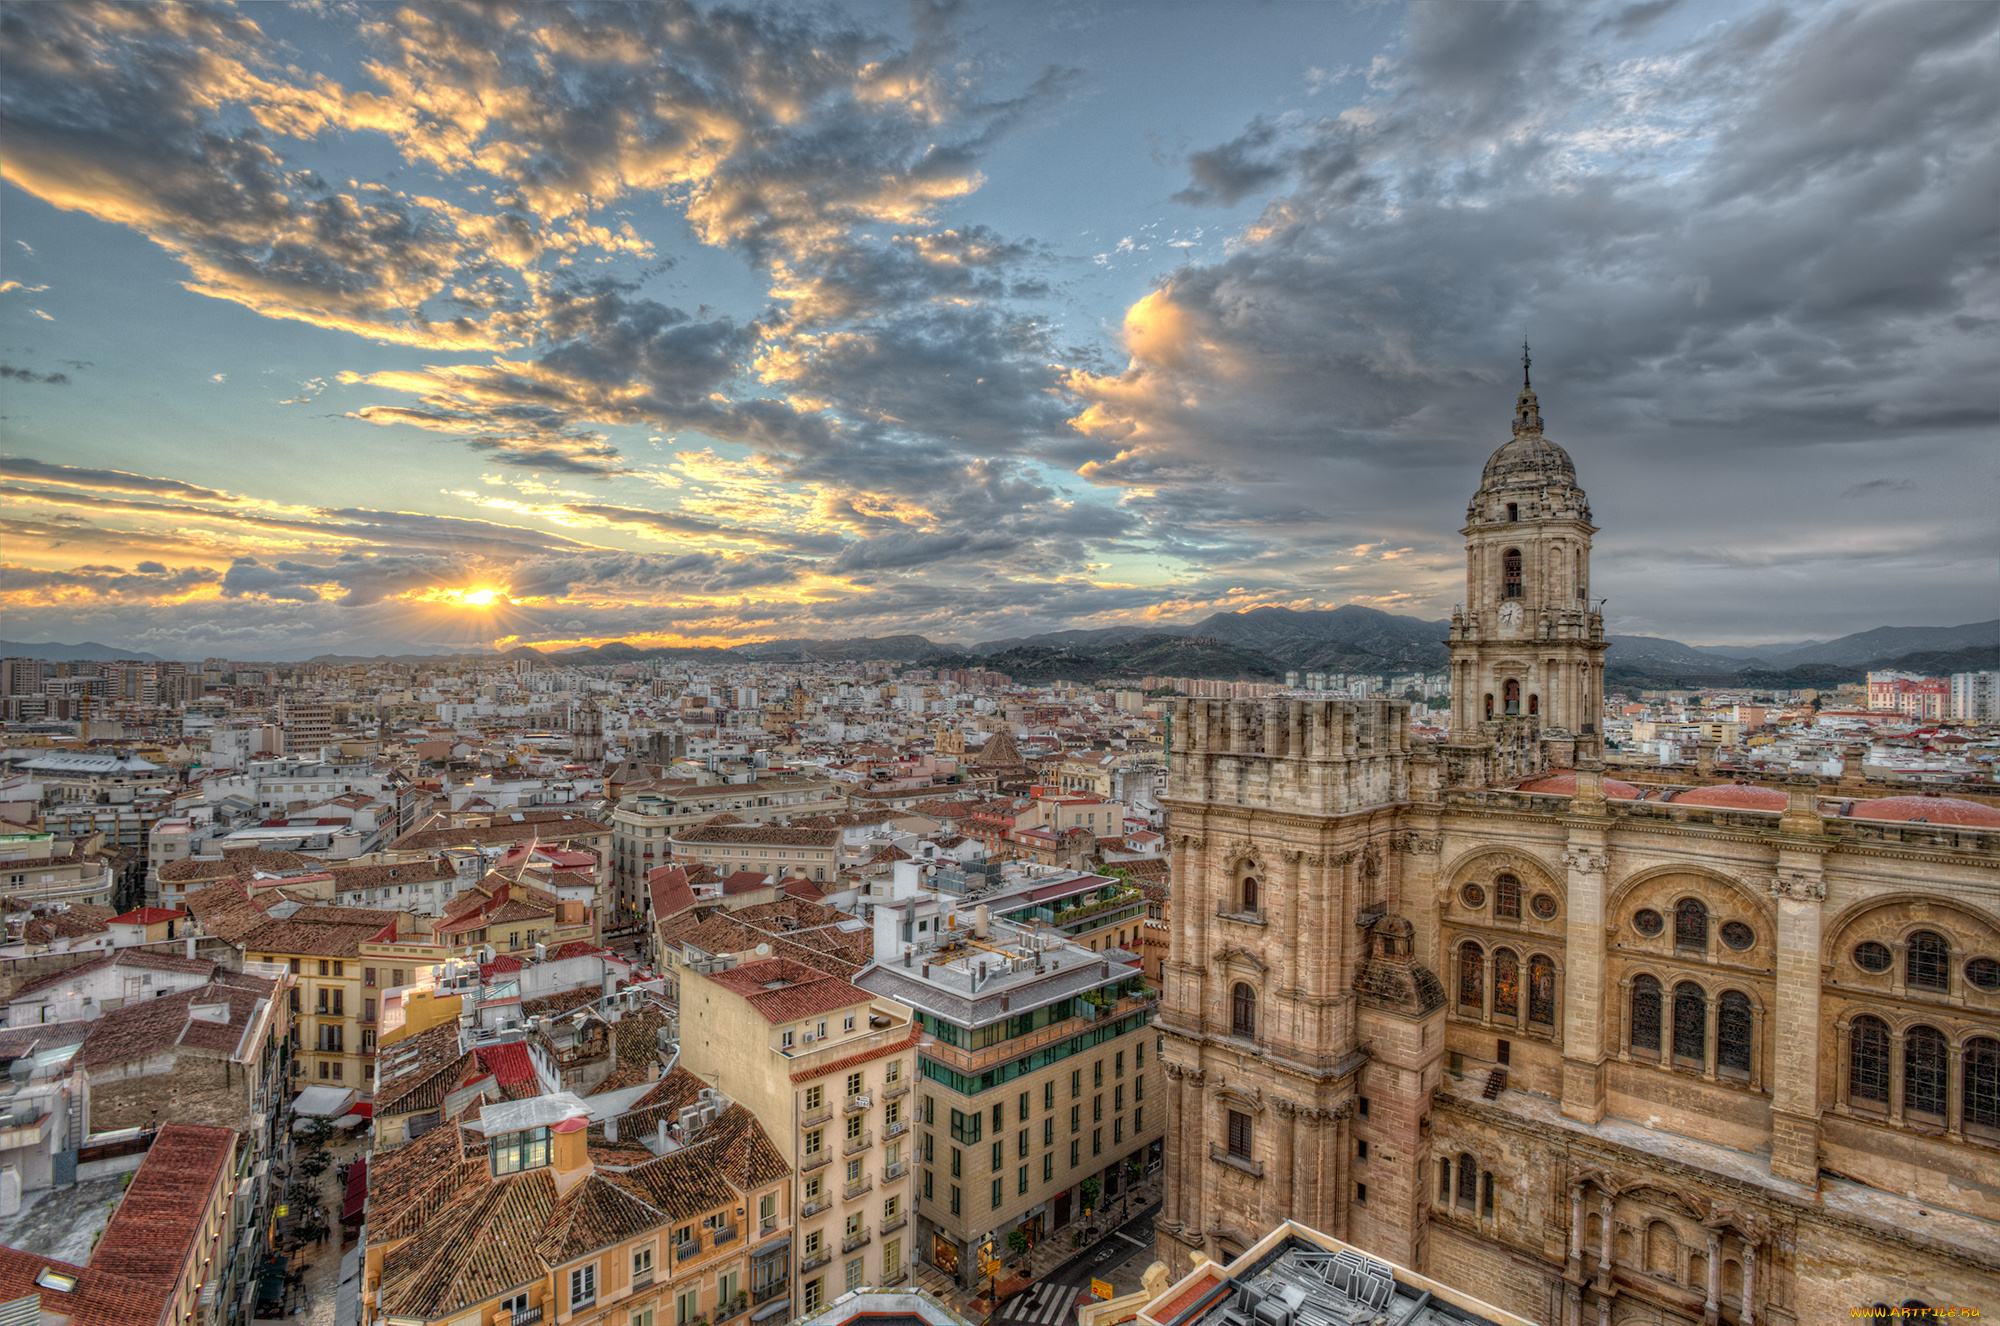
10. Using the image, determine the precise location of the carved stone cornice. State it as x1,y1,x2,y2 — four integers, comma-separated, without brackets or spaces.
1163,1062,1188,1083
1272,1097,1299,1119
1561,848,1609,874
1394,831,1444,855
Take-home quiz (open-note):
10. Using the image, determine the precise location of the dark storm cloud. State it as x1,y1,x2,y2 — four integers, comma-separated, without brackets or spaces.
0,365,69,385
1066,0,2000,637
1173,119,1287,207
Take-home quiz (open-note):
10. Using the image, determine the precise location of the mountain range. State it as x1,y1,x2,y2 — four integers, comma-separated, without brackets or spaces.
5,615,1996,686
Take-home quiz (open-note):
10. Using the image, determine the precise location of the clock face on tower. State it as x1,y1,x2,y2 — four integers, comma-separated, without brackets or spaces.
1498,600,1524,635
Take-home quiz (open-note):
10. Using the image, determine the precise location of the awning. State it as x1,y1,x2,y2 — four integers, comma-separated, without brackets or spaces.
341,1158,368,1224
750,1236,791,1259
750,1298,790,1322
291,1086,359,1117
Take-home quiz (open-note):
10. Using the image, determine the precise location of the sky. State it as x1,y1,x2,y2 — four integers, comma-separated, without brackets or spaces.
1,0,1995,661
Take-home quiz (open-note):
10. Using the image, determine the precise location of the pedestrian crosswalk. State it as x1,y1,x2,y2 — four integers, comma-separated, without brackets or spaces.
998,1284,1082,1326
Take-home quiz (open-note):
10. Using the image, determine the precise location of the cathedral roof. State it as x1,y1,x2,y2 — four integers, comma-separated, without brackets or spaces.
1516,770,1641,800
1848,794,2000,827
1669,782,1788,811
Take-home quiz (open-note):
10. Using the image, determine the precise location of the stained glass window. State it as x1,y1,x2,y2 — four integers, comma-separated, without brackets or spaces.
1720,921,1754,951
1717,991,1752,1074
1673,982,1706,1062
1495,874,1521,920
1633,909,1663,937
1850,1016,1890,1104
1492,949,1519,1018
1630,975,1661,1053
1853,942,1892,973
1907,931,1948,991
1528,955,1555,1026
1675,899,1708,950
1904,1025,1948,1117
1964,1037,2000,1129
1461,883,1486,909
1967,957,2000,991
1457,1153,1477,1208
1459,941,1484,1011
1530,893,1558,920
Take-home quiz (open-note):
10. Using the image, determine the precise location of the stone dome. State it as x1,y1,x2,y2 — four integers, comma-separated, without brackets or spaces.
1517,770,1641,799
1670,782,1788,811
1480,386,1577,488
1848,794,2000,827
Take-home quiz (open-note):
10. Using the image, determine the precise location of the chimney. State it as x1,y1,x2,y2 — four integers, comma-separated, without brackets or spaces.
605,1115,618,1142
185,934,196,960
657,1119,668,1153
550,1115,592,1194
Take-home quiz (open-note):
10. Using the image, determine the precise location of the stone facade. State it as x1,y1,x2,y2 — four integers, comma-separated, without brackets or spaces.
1157,381,2000,1326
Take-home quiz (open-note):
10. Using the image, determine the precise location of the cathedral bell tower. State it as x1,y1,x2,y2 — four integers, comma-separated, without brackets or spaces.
1445,351,1606,781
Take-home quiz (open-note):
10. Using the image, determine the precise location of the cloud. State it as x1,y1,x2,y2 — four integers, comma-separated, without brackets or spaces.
0,459,238,502
0,365,70,385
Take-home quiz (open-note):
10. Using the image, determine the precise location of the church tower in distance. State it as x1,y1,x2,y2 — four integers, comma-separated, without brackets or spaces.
1442,355,1607,786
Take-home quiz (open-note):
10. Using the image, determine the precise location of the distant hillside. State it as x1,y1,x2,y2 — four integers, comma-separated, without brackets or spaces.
971,626,1155,654
1179,605,1451,671
732,634,959,663
0,640,167,663
923,632,1284,685
546,640,741,663
1757,620,2000,668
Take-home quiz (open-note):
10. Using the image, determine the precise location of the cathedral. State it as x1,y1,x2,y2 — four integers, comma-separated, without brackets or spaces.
1154,373,1999,1326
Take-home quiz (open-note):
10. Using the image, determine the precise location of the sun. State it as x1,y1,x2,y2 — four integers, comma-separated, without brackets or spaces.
458,588,502,607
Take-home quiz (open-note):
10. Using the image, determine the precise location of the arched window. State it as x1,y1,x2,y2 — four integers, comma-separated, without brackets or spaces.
1240,875,1259,913
1964,1037,2000,1130
1528,693,1539,716
1631,975,1662,1053
1504,679,1521,715
1674,898,1708,951
1528,956,1555,1025
1484,693,1494,720
1904,1026,1948,1117
1672,982,1706,1063
1907,931,1948,991
1458,942,1484,1011
1850,1016,1891,1104
1717,991,1752,1075
1901,1304,1939,1326
1456,1153,1477,1209
1231,982,1256,1039
1576,548,1584,600
1502,548,1523,598
1492,949,1519,1018
1494,874,1521,920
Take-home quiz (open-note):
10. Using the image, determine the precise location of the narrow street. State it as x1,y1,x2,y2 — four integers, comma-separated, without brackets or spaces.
989,1200,1161,1326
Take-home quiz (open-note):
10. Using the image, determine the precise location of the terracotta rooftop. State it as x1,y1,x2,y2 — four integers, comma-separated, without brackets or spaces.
90,1123,239,1293
705,956,869,1023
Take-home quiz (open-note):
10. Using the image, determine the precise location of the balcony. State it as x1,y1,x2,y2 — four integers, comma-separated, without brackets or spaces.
883,1118,908,1140
715,1295,749,1323
801,1198,833,1220
881,1213,908,1235
842,1228,872,1254
842,1129,873,1156
884,1160,908,1180
843,1175,874,1201
677,1239,702,1262
800,1150,832,1173
801,1105,833,1129
844,1093,872,1115
882,1082,910,1100
508,1308,544,1326
1214,904,1268,926
713,1224,738,1247
801,1252,831,1274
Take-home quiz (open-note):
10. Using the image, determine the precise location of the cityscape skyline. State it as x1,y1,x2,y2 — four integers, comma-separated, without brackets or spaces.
3,0,1995,659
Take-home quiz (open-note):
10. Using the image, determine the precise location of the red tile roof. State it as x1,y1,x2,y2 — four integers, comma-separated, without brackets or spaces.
704,956,868,1024
110,907,187,925
91,1124,238,1294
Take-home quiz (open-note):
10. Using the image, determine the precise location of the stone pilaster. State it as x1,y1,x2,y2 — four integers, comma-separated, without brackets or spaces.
1560,834,1611,1123
1769,850,1828,1186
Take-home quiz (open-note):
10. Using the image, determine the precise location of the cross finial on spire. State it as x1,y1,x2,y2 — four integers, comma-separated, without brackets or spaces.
1522,340,1532,388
